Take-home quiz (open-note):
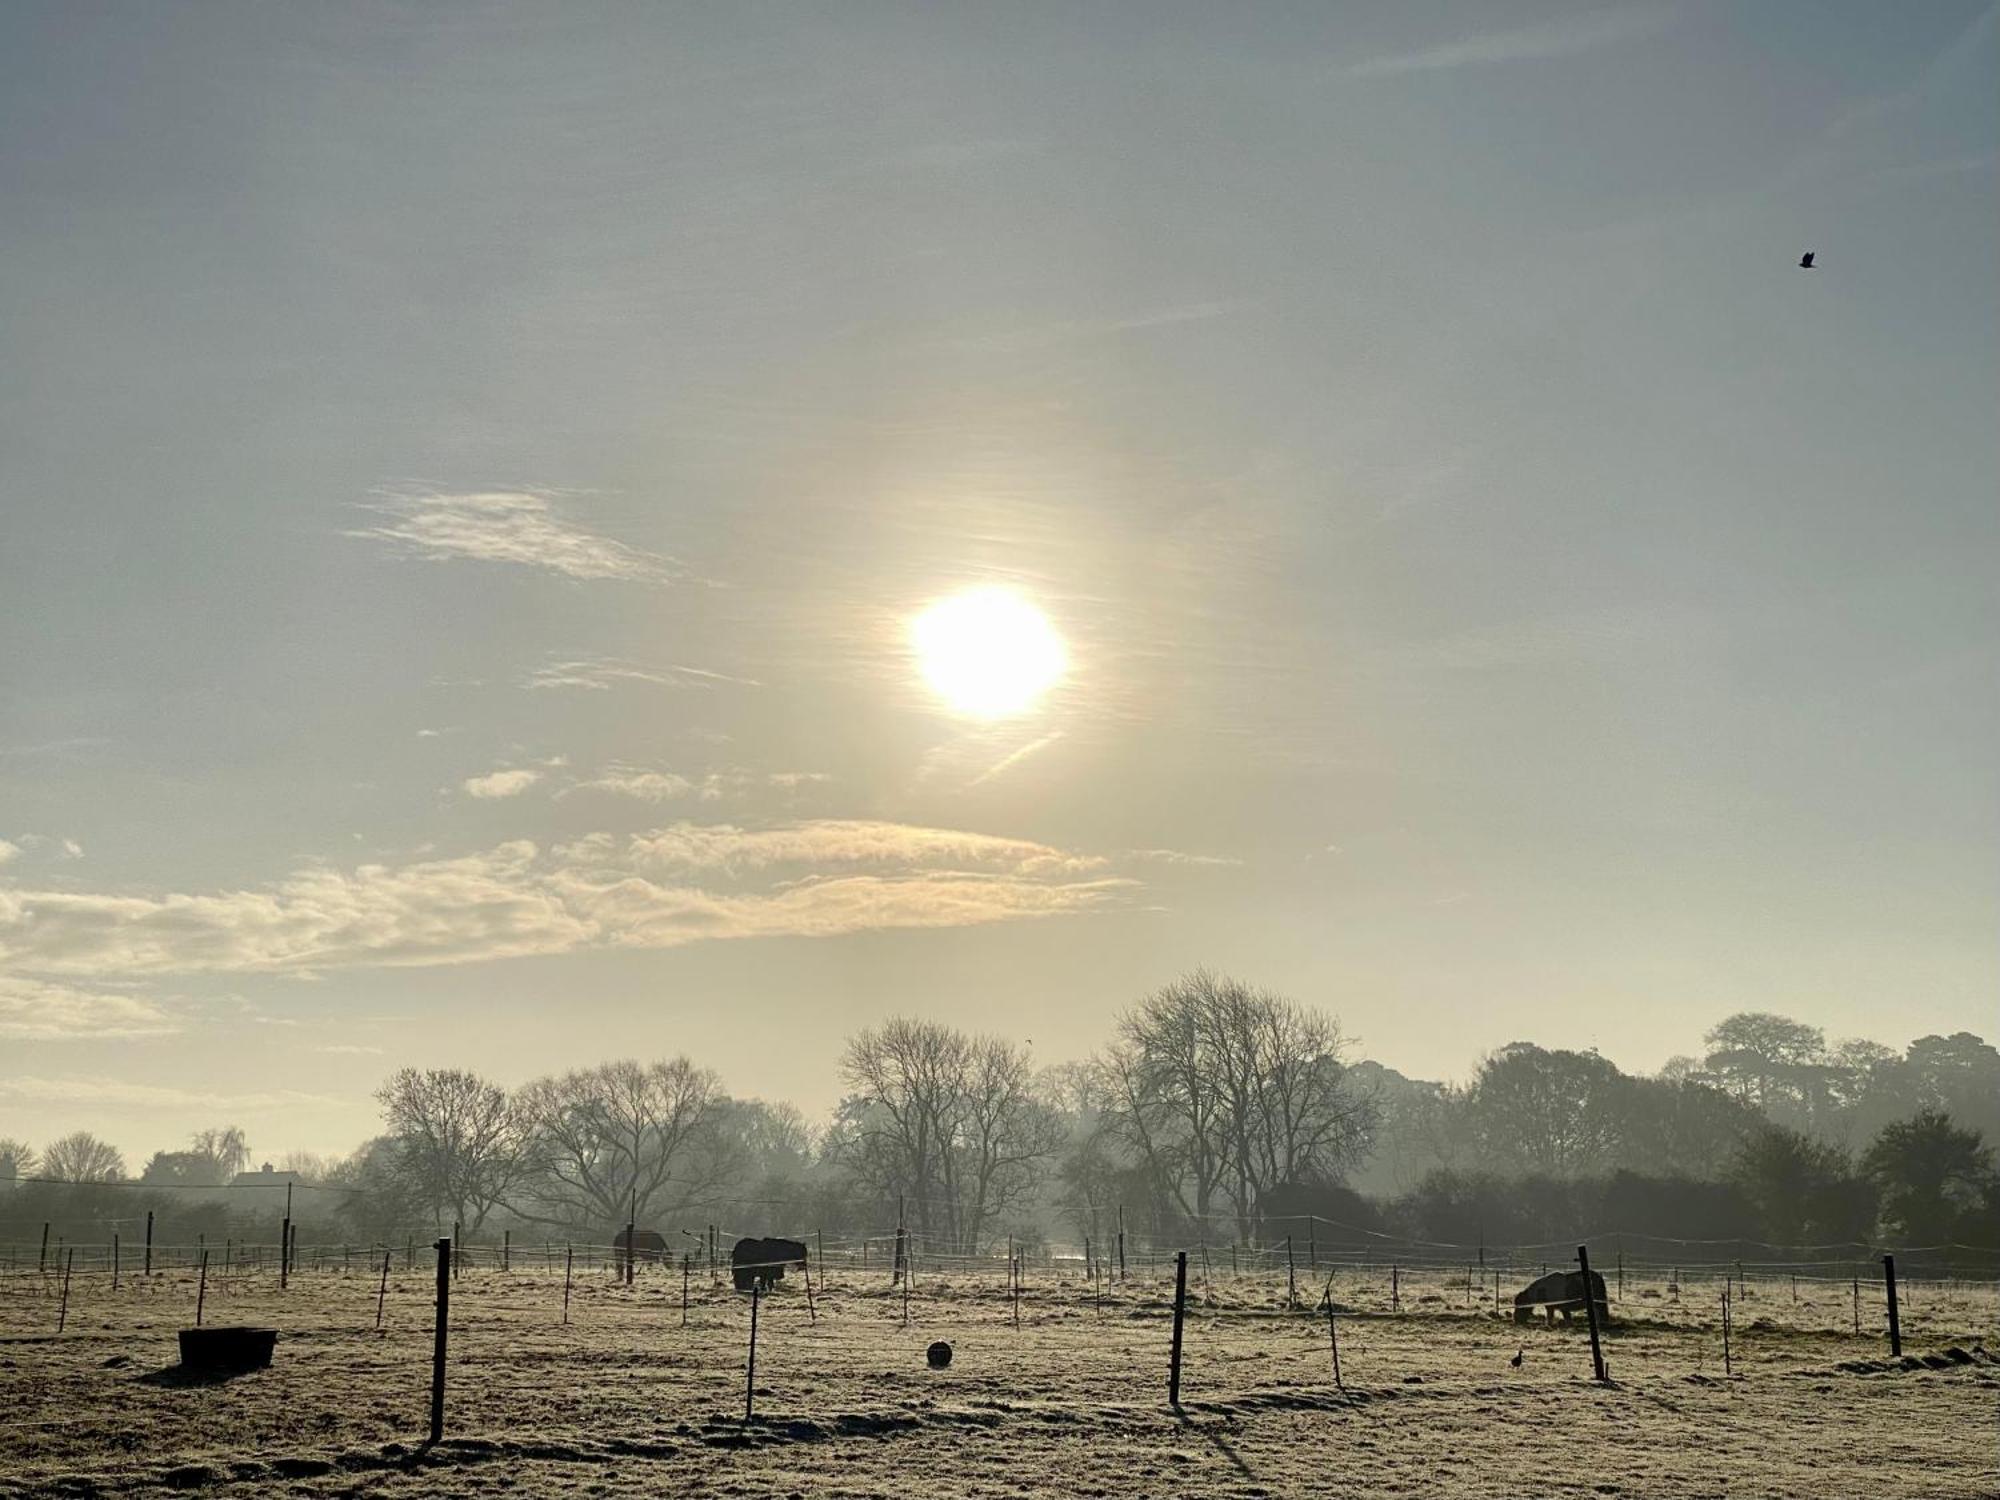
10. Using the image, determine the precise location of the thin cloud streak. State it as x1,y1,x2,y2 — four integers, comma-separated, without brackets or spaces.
569,766,830,803
523,656,761,691
349,489,681,583
0,1076,337,1110
1126,848,1244,868
1350,7,1672,76
966,732,1066,789
0,977,179,1041
0,822,1132,980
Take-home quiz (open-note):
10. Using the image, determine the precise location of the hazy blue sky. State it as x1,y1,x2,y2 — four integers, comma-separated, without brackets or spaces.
3,2,1995,1165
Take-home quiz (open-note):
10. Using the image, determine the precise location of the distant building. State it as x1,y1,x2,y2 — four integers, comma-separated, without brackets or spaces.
230,1163,303,1189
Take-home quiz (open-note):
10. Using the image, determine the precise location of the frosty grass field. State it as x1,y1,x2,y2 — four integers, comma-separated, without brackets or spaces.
2,1255,1995,1498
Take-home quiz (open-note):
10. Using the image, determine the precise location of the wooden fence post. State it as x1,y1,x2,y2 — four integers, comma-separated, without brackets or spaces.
1324,1275,1343,1389
1577,1245,1606,1382
429,1238,451,1445
1722,1283,1732,1377
744,1282,761,1423
1168,1250,1188,1409
1391,1263,1399,1312
145,1211,154,1276
113,1233,120,1290
39,1222,49,1275
1285,1235,1297,1309
58,1249,74,1332
563,1244,574,1326
196,1249,209,1327
1883,1255,1902,1357
1117,1205,1127,1282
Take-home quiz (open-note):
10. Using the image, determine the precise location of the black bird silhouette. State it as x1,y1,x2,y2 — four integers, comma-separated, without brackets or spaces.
1509,1346,1525,1368
1798,252,1817,269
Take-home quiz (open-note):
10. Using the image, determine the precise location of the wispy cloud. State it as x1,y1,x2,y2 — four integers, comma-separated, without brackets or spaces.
0,977,179,1041
967,732,1065,788
523,656,760,691
952,301,1239,354
0,822,1130,979
0,1076,336,1110
0,834,84,864
611,820,1108,879
316,1043,384,1056
572,766,697,803
1350,7,1671,77
1126,848,1244,869
349,488,681,583
569,765,831,803
462,768,542,800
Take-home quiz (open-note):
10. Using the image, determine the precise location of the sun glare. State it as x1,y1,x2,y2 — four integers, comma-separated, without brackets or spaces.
911,588,1067,718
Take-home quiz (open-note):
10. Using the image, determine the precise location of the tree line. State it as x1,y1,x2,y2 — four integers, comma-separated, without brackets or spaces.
4,978,1996,1257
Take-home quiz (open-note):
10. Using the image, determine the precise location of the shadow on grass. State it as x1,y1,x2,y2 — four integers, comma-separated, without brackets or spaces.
136,1362,266,1388
1175,1407,1256,1480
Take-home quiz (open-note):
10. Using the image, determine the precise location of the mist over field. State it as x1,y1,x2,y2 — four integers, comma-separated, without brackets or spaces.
7,994,1998,1267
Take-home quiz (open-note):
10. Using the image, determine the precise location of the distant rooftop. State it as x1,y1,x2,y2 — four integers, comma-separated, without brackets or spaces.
230,1164,302,1186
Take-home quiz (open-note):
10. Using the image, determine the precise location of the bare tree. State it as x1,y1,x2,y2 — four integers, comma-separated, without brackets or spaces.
375,1067,526,1231
1101,976,1230,1227
0,1137,37,1184
842,1017,971,1244
840,1018,1059,1253
1101,971,1376,1239
41,1130,125,1182
191,1125,251,1180
955,1036,1065,1249
511,1057,730,1231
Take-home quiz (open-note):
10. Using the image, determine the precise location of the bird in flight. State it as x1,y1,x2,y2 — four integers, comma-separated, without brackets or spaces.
1798,252,1817,269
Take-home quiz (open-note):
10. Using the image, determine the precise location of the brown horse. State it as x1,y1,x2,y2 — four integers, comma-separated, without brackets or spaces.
731,1236,808,1291
1513,1269,1609,1325
613,1227,668,1265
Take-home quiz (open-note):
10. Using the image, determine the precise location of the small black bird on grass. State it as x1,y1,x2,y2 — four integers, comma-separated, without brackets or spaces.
1509,1346,1525,1368
1798,251,1817,269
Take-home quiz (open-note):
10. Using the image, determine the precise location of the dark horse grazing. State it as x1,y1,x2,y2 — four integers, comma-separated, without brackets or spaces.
1514,1269,1610,1326
614,1228,668,1265
731,1236,808,1291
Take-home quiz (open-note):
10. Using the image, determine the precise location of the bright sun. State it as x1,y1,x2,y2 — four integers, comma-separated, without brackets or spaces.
911,587,1067,718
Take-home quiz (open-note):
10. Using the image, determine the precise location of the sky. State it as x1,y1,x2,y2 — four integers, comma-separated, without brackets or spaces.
3,2,1996,1168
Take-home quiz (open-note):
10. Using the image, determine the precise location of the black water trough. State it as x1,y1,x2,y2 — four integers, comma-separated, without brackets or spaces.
178,1326,276,1374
